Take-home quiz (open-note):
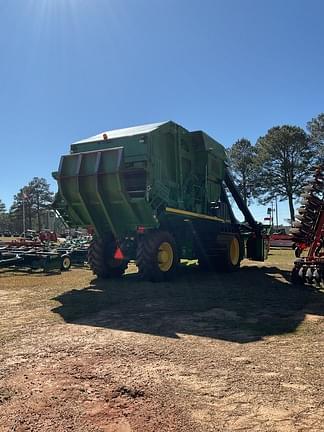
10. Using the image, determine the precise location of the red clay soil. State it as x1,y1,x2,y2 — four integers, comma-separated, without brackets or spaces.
0,250,324,431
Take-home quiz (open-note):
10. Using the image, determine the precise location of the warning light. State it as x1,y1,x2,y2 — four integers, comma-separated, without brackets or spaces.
114,247,124,260
137,226,145,234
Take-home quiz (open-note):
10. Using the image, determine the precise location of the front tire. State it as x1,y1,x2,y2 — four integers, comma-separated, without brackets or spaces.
199,234,242,272
136,230,178,282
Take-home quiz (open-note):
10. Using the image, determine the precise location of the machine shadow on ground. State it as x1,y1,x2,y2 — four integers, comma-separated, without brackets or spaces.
52,263,324,343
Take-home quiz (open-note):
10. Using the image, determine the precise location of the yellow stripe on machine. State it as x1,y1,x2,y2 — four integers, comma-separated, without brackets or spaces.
165,207,225,223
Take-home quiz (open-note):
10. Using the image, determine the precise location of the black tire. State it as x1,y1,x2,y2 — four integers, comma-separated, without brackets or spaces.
60,254,72,271
291,266,304,286
136,230,178,282
199,234,242,272
219,235,243,271
88,235,128,279
294,247,302,258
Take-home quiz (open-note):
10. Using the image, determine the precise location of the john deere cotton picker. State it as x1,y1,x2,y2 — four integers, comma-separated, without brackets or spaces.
291,165,324,287
53,121,268,281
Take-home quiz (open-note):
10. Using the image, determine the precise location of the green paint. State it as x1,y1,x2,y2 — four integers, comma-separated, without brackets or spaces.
53,121,227,239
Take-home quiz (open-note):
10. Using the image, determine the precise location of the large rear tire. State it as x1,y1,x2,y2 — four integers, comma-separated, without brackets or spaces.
136,230,178,282
88,235,128,279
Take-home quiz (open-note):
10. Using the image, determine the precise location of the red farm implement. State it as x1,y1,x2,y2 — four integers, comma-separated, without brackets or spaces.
290,165,324,287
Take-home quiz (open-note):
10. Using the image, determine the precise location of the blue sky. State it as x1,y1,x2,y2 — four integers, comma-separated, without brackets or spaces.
0,0,323,223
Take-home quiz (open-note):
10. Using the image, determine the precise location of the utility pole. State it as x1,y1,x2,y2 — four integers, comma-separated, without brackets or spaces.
271,201,274,228
22,197,26,236
275,196,278,230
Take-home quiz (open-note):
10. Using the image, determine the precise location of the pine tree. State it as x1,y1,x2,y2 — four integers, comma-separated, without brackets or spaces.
255,125,316,222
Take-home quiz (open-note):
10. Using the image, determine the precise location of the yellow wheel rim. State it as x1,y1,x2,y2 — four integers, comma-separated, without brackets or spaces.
158,242,174,272
229,237,240,265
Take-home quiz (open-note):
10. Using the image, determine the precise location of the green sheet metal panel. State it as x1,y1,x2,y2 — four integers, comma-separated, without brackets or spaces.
57,147,157,238
71,135,148,161
58,153,93,226
55,121,229,237
78,150,113,236
96,148,143,236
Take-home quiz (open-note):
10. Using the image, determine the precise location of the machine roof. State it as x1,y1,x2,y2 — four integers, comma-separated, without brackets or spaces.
73,121,169,144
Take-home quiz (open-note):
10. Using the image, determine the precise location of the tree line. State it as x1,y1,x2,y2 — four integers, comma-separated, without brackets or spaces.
227,112,323,222
0,177,54,233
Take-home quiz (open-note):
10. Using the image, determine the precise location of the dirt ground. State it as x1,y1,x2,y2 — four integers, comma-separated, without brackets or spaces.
0,250,323,432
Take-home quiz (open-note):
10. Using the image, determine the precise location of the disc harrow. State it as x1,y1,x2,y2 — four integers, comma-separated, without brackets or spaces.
291,165,324,287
